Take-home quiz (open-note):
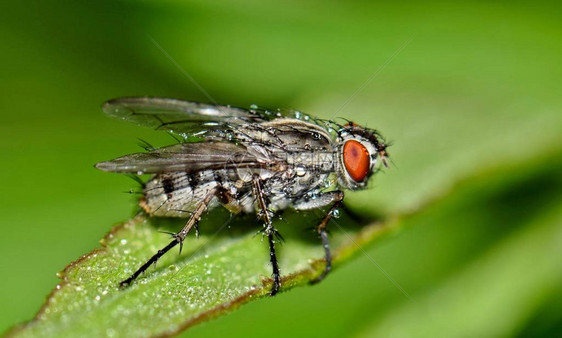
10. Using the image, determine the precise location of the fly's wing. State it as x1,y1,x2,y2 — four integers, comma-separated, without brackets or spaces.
102,97,273,136
95,142,262,174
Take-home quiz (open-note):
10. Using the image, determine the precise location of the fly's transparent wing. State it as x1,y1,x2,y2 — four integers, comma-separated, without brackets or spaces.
95,142,262,174
102,97,270,135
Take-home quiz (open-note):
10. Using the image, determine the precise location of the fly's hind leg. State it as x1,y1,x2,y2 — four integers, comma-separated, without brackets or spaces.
119,187,218,288
252,175,282,296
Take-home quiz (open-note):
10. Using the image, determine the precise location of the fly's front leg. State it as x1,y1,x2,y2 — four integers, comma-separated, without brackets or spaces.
310,196,343,284
119,187,217,288
293,191,344,284
252,175,282,296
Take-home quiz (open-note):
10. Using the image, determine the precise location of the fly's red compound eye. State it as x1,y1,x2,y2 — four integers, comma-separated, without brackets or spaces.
343,140,370,182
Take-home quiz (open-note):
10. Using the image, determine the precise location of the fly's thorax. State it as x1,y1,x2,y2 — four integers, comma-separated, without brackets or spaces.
234,118,338,180
235,119,335,161
243,118,333,147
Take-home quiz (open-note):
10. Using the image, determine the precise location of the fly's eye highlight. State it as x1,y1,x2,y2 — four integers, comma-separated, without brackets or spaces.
343,140,370,182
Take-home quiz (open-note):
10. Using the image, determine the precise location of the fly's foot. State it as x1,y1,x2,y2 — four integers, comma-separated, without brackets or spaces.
119,277,134,289
310,263,331,285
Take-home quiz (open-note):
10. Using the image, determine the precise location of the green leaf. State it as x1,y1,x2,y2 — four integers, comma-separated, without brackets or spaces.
9,207,394,337
10,151,562,338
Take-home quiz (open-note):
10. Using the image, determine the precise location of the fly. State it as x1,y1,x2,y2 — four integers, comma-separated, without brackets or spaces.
95,97,390,295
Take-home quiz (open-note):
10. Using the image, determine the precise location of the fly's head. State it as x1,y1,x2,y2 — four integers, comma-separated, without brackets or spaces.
336,122,389,190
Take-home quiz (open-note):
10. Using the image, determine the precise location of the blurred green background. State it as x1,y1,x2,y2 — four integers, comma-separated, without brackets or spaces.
1,1,561,337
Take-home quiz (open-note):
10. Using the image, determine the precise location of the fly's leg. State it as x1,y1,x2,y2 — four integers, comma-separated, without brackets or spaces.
267,232,281,295
252,175,282,296
311,202,343,284
310,198,343,284
119,187,217,288
292,191,344,283
119,240,178,288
